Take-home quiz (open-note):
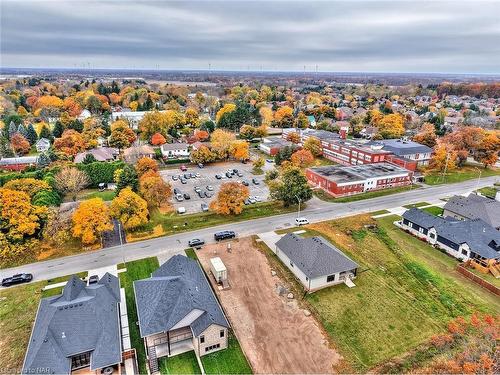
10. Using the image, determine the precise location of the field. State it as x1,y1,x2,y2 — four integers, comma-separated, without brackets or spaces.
424,165,500,185
119,257,160,374
288,214,499,371
314,185,418,203
0,282,45,373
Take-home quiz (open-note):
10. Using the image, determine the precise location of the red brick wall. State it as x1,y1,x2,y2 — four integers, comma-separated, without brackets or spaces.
386,155,418,171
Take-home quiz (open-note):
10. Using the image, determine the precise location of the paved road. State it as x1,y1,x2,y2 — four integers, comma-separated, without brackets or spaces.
1,176,497,283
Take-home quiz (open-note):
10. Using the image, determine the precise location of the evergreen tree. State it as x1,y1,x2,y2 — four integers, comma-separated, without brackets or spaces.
82,153,97,164
53,121,64,138
116,164,139,193
17,123,28,138
37,152,51,168
0,136,14,157
39,125,53,141
26,123,38,144
111,80,120,93
68,119,83,132
8,121,17,139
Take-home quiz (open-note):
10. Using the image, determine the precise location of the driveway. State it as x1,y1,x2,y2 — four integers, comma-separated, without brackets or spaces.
196,237,339,374
159,161,269,214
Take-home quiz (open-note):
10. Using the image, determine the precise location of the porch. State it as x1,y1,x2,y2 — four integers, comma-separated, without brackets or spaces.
146,327,194,359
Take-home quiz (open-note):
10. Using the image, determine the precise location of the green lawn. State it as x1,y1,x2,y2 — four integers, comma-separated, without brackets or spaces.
84,190,116,201
421,206,444,216
298,214,498,371
0,281,45,372
314,185,419,203
370,209,390,216
475,185,498,199
129,201,299,240
201,334,252,374
185,248,198,260
159,351,201,375
424,165,500,185
41,272,88,298
403,202,430,209
119,257,160,374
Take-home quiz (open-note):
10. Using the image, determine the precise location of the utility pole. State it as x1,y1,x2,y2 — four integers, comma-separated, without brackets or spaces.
441,152,450,183
295,195,301,218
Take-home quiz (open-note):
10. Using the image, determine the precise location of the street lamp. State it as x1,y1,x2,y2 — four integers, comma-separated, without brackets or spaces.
474,167,482,192
118,221,125,266
295,195,301,218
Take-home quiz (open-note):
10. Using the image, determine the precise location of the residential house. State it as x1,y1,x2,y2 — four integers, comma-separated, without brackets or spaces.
443,194,500,230
161,143,190,159
306,162,412,197
0,156,38,171
74,147,119,163
306,115,317,128
35,138,51,153
123,145,155,164
22,274,123,374
77,109,92,121
399,208,500,267
274,233,359,291
133,255,229,373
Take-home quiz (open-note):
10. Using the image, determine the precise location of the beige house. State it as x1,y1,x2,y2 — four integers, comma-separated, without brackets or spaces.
134,255,229,373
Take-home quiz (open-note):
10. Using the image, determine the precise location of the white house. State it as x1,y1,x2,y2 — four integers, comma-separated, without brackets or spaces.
77,109,92,121
274,233,359,292
161,143,190,158
35,137,51,152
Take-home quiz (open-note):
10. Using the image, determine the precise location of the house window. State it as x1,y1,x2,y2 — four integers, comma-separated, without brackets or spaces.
71,352,91,370
327,274,335,282
200,336,205,344
205,343,221,352
220,330,225,338
461,249,468,256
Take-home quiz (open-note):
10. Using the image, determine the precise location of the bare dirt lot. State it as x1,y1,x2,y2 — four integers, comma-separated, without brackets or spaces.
197,237,339,374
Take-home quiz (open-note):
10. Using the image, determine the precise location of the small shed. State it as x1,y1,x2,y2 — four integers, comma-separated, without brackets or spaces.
210,257,227,283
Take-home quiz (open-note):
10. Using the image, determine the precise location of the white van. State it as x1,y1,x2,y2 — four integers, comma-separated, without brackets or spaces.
177,207,186,214
295,217,309,226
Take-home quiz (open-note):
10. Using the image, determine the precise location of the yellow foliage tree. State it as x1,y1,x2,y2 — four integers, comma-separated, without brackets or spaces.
429,142,457,172
259,106,274,126
4,178,51,198
72,198,113,245
110,187,149,230
139,174,172,208
209,182,250,215
274,106,294,127
210,129,236,159
376,113,405,139
215,103,236,124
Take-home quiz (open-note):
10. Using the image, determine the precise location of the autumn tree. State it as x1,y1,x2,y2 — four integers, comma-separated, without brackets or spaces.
151,132,167,146
443,127,486,166
139,174,172,208
110,187,149,229
135,157,158,177
274,106,294,127
210,129,236,159
4,178,51,198
114,164,139,192
216,103,236,124
72,198,113,245
229,140,249,161
269,166,312,207
239,124,256,140
139,110,174,139
429,142,458,173
10,133,30,155
286,132,301,144
413,122,437,148
475,131,500,167
191,145,215,164
291,149,314,167
185,107,199,126
209,182,250,215
194,129,209,141
53,129,86,156
109,120,136,150
303,136,322,156
376,113,405,139
55,167,90,201
259,106,273,126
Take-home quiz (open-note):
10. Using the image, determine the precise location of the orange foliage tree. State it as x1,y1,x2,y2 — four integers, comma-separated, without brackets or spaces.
291,149,314,167
4,178,51,198
139,174,172,208
135,157,158,177
151,132,167,145
72,198,113,245
229,140,249,161
10,133,30,155
209,182,250,215
286,132,301,144
53,129,86,156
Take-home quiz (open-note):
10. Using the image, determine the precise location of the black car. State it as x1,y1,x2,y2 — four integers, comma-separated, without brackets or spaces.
184,173,191,179
215,174,222,179
183,193,191,200
88,275,99,284
188,238,205,248
252,178,260,185
233,169,239,174
1,273,33,287
242,180,249,186
214,230,236,241
225,172,233,178
174,188,181,195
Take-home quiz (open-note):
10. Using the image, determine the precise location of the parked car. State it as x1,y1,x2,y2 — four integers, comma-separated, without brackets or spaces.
237,172,243,177
206,185,214,191
1,273,33,287
225,172,233,178
195,173,201,178
184,173,191,179
248,197,256,204
242,180,249,186
190,173,196,178
252,195,262,202
188,238,205,248
194,186,202,193
215,174,222,179
232,169,239,174
198,163,204,168
266,159,274,163
197,191,204,198
252,178,260,185
173,188,181,195
175,193,184,201
177,207,186,214
201,202,209,212
183,193,191,200
88,275,99,284
205,192,214,198
180,178,187,184
214,230,236,241
180,165,187,171
172,175,178,181
295,217,310,226
244,199,250,205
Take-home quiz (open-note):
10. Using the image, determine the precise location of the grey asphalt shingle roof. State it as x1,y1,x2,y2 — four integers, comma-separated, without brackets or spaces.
402,208,500,260
275,233,358,278
443,194,500,228
368,139,432,156
22,273,122,374
133,255,228,338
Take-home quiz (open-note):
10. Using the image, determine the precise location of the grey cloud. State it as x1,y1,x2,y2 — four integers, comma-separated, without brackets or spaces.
1,0,499,73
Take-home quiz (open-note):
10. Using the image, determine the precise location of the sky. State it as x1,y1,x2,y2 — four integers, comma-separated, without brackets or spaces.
1,0,500,74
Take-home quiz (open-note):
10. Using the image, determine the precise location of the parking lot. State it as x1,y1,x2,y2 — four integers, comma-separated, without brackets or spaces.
159,161,270,214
